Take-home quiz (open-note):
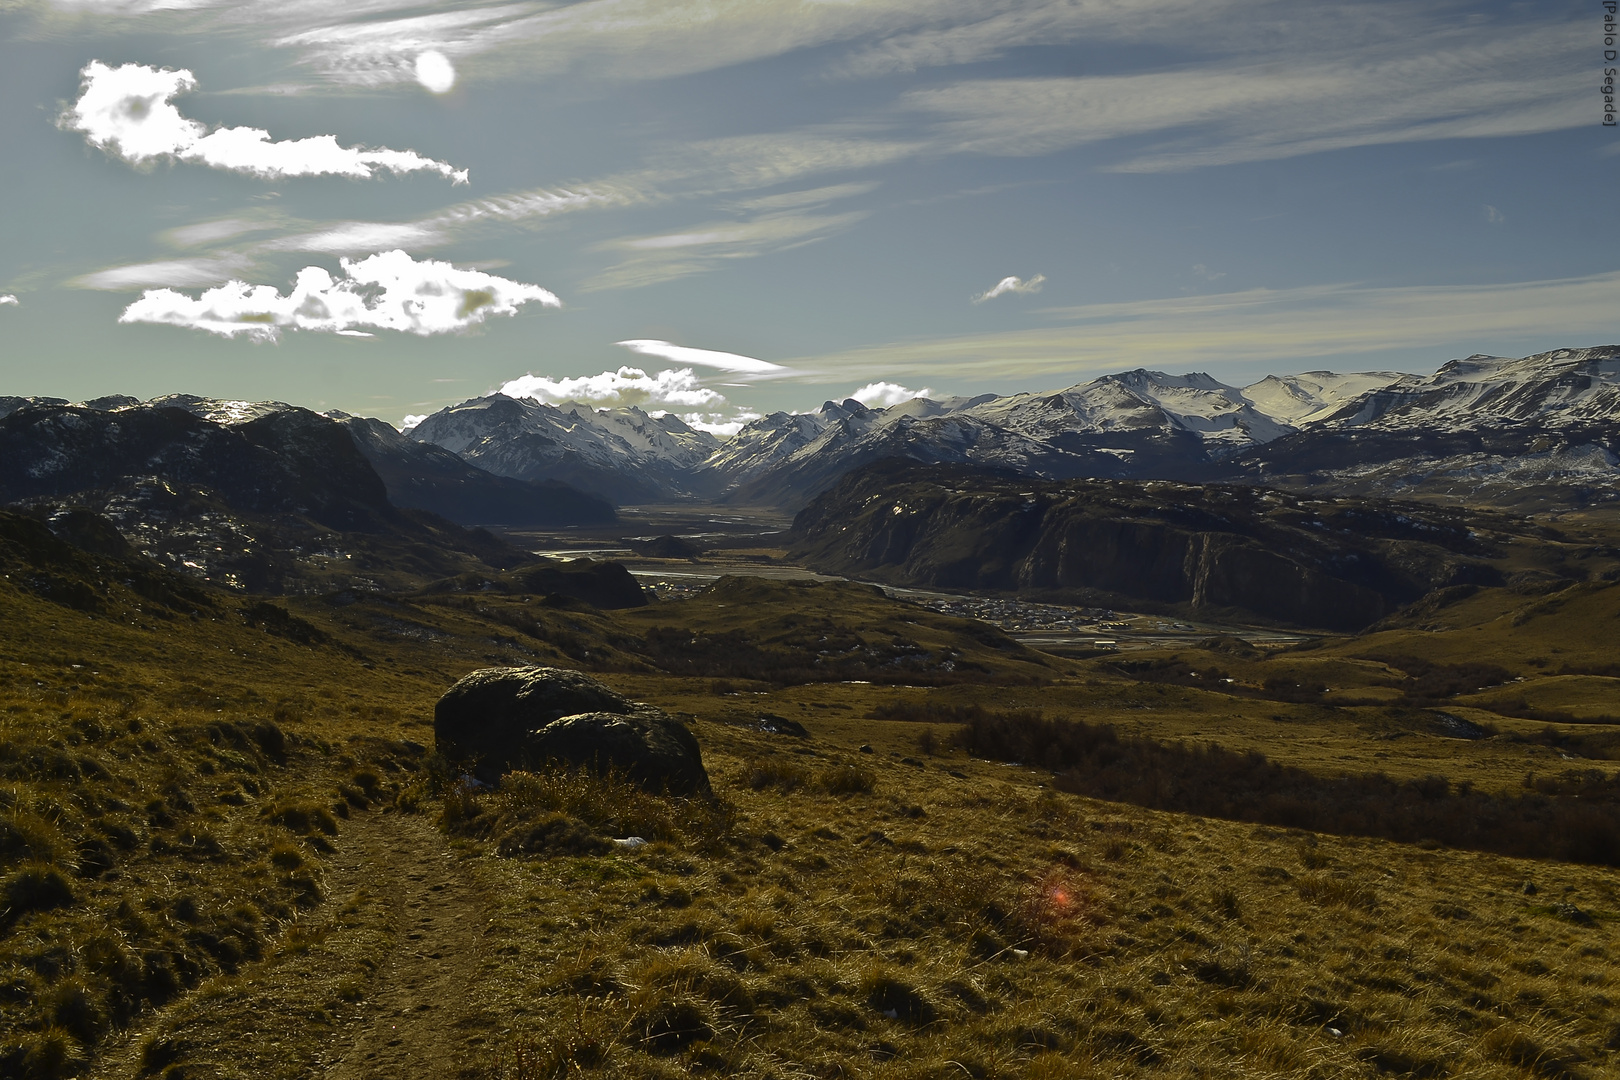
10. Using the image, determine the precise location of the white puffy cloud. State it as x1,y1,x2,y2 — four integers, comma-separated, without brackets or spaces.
500,367,727,410
63,61,468,182
0,295,18,306
118,250,558,340
850,381,931,407
401,413,428,431
678,410,761,438
972,273,1045,303
615,339,789,377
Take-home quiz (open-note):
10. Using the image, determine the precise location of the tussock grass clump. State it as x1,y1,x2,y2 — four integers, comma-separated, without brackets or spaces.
744,759,875,795
2,864,75,929
817,763,875,795
1295,873,1379,910
440,765,733,854
264,798,339,837
745,759,810,792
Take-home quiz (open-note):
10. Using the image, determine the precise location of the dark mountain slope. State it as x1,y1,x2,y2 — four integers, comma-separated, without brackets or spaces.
0,403,388,530
0,401,547,594
331,412,615,527
789,461,1529,630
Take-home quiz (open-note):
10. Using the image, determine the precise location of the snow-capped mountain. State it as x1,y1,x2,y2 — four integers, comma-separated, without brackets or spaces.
682,368,1359,504
1317,348,1620,429
407,395,718,504
0,393,611,529
1237,371,1403,426
1238,347,1620,506
383,345,1620,509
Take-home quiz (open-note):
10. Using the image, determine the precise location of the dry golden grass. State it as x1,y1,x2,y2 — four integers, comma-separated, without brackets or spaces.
4,520,1620,1078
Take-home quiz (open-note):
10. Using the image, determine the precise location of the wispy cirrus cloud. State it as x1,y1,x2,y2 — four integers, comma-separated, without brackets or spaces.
71,254,260,291
587,208,869,291
64,132,896,290
790,270,1620,381
119,249,556,340
905,21,1583,172
61,61,468,182
972,274,1044,303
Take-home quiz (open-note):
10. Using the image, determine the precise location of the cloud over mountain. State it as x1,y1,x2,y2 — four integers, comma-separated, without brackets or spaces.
850,381,930,407
499,366,726,410
62,61,469,182
118,250,557,339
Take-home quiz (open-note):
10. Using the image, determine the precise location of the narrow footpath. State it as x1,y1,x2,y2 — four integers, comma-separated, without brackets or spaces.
88,810,506,1080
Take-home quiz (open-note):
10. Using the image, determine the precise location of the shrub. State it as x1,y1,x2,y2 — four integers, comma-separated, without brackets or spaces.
957,711,1620,866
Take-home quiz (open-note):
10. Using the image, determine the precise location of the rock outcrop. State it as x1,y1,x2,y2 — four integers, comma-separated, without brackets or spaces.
434,666,710,794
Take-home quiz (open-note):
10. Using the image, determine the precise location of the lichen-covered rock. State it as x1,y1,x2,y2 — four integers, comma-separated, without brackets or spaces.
526,708,710,796
433,666,710,794
434,666,632,779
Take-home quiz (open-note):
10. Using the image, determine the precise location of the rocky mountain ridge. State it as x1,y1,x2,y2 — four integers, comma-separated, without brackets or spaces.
0,395,614,593
399,345,1620,509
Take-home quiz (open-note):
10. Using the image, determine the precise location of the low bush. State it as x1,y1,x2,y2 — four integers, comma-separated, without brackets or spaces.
957,711,1620,865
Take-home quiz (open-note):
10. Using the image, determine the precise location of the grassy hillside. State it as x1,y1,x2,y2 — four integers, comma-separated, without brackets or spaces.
3,517,1619,1078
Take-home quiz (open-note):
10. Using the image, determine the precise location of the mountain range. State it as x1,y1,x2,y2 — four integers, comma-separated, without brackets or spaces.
398,345,1620,510
1,345,1614,590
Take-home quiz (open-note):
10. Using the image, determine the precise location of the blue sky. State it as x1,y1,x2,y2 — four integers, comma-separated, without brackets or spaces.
0,0,1614,432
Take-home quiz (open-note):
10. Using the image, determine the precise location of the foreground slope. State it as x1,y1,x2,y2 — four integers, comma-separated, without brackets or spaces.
4,518,1620,1078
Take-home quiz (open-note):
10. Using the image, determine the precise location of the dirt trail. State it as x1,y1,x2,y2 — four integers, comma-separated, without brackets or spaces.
320,811,498,1080
87,809,505,1080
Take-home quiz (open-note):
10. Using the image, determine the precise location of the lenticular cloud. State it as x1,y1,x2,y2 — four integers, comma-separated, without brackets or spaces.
119,250,558,340
63,61,469,183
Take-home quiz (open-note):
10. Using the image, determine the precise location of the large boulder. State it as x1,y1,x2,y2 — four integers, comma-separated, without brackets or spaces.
434,666,710,794
435,667,631,776
528,709,710,796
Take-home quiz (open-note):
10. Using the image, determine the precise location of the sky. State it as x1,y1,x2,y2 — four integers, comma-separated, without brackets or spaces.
0,0,1615,434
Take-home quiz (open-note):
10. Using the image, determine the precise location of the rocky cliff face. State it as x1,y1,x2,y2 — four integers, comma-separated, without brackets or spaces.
790,461,1518,630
